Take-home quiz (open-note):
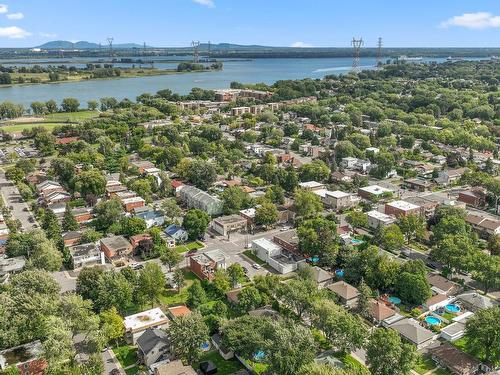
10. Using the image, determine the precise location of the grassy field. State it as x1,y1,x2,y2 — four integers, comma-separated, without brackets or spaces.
174,240,205,254
158,269,198,306
414,355,437,374
44,110,98,122
195,350,244,375
0,122,62,133
113,345,138,368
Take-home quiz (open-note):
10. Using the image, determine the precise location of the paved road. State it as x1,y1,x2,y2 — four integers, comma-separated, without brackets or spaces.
0,170,38,230
102,349,125,375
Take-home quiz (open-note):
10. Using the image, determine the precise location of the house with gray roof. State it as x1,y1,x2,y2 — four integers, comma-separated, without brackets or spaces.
456,292,498,311
390,318,436,349
179,185,223,216
137,328,171,367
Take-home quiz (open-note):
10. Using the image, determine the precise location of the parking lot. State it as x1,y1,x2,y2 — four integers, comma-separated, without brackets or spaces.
0,170,38,230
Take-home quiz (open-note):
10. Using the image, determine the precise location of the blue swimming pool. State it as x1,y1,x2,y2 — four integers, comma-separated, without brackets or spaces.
200,342,210,351
445,304,461,313
351,238,364,245
254,351,265,361
309,257,320,263
425,316,442,326
335,269,344,278
388,296,401,305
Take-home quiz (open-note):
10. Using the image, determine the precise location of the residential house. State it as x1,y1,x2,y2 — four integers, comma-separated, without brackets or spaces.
179,185,223,216
150,360,196,375
36,180,64,196
426,274,461,296
134,207,165,228
466,214,500,238
390,318,435,349
62,231,82,246
384,200,421,218
167,305,192,320
273,229,299,254
130,234,152,250
71,207,93,224
43,190,71,205
309,266,334,289
458,190,487,207
252,238,304,274
404,178,433,192
298,181,326,191
430,343,480,375
424,293,452,312
137,328,171,367
164,224,189,244
456,292,498,312
367,210,396,229
440,321,467,342
211,334,234,360
121,196,146,212
211,214,247,236
124,308,170,344
434,168,467,186
100,235,133,260
358,185,393,200
189,249,227,281
0,341,46,375
0,255,26,278
131,160,156,174
69,243,101,269
323,190,358,211
405,196,439,218
327,281,359,308
369,299,396,325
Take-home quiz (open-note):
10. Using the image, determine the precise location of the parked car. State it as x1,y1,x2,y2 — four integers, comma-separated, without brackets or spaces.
252,263,261,270
129,263,144,270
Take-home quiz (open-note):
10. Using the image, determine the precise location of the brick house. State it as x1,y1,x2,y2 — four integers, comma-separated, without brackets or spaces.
100,235,133,259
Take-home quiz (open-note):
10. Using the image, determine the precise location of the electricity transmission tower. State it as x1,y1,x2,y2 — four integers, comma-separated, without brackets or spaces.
351,37,363,71
191,41,200,63
106,37,114,58
376,37,383,67
208,40,211,59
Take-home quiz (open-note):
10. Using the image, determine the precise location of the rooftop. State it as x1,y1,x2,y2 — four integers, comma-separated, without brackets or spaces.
124,308,169,333
327,281,359,300
390,318,434,345
101,235,131,251
298,181,324,189
167,305,192,319
325,190,351,199
386,200,420,211
213,214,247,225
367,210,394,221
359,185,392,196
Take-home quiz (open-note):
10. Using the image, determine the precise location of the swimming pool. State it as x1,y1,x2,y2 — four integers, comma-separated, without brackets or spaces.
445,304,461,313
351,238,364,245
335,269,344,278
200,342,210,351
425,316,442,326
254,351,265,361
388,296,401,305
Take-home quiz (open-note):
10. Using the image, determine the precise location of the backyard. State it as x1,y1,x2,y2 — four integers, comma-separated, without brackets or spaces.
195,350,244,375
174,240,204,254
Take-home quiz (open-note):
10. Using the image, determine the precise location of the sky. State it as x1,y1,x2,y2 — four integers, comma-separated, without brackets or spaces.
0,0,499,48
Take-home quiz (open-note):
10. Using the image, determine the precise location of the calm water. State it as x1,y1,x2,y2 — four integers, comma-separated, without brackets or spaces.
0,56,483,106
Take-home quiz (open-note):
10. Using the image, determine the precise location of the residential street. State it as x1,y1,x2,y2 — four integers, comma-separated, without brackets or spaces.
0,169,38,230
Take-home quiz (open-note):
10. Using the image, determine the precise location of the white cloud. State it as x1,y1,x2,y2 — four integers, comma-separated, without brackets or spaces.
7,12,24,20
0,4,7,13
39,32,57,38
291,41,313,48
0,26,31,38
193,0,215,8
440,12,500,29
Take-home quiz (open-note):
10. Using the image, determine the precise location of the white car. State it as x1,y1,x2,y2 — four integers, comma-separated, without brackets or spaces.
252,263,262,270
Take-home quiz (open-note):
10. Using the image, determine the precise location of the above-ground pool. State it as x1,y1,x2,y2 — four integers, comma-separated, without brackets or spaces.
309,257,320,263
335,269,344,278
445,304,461,313
254,351,265,361
388,296,401,305
351,238,364,245
200,342,210,351
425,316,442,326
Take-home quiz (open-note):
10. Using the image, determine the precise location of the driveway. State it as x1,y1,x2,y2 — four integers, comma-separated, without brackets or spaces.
0,170,38,230
102,349,125,375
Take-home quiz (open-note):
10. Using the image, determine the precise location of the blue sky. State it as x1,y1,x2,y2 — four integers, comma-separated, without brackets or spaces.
0,0,499,48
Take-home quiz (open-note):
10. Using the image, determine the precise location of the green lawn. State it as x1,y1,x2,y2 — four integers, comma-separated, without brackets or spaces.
243,250,266,265
113,345,138,368
414,355,437,375
174,241,204,254
44,110,99,122
245,359,268,375
0,122,62,133
195,350,244,375
158,270,198,306
432,368,453,375
333,352,367,371
125,366,139,375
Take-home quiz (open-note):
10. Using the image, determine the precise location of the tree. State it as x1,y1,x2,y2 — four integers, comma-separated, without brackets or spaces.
60,293,99,338
465,307,500,366
398,214,425,244
366,328,417,375
294,189,323,218
160,247,182,271
346,210,368,229
297,217,338,261
92,197,124,232
173,268,185,293
137,263,166,307
299,160,330,182
74,169,106,198
33,130,56,156
28,240,62,272
356,281,372,319
129,178,153,202
471,253,500,294
487,234,500,256
278,277,317,319
161,198,183,224
99,307,124,345
227,263,246,287
62,204,79,231
254,200,279,227
118,216,147,237
311,299,368,354
87,100,98,111
380,224,404,253
431,234,478,275
61,97,80,112
299,363,367,375
5,166,24,182
186,159,216,190
395,272,431,305
30,101,46,115
238,286,262,312
213,269,231,294
221,186,251,214
169,311,209,364
50,157,76,185
186,279,207,308
183,209,210,240
45,99,57,113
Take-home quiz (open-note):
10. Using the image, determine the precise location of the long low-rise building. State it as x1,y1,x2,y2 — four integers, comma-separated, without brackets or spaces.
211,214,247,236
179,185,223,216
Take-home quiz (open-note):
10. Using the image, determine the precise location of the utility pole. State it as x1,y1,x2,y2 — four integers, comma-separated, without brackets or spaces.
376,37,383,67
191,40,200,63
208,40,211,60
107,37,114,59
351,37,363,71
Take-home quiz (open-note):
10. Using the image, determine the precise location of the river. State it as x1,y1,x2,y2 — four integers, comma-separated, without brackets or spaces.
0,56,486,106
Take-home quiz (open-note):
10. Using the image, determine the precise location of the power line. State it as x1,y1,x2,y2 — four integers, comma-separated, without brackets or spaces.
376,37,383,67
191,41,200,63
351,37,363,71
106,37,114,59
